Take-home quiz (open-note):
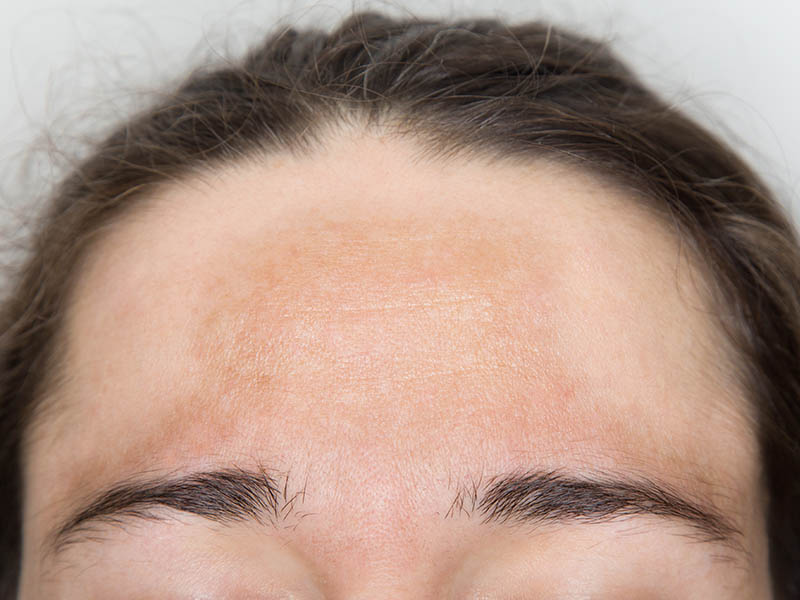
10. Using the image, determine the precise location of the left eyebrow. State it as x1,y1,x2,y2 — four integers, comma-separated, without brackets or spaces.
447,468,744,551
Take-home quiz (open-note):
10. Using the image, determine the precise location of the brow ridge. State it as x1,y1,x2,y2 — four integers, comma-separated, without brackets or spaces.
46,465,745,562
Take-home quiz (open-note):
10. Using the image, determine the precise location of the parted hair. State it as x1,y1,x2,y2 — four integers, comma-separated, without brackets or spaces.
1,9,798,598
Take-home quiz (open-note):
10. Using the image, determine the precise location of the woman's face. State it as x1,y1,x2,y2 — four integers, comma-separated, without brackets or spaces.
19,133,771,598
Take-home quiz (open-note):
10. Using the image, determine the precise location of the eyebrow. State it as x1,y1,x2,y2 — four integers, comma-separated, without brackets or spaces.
47,466,306,555
447,469,741,546
45,466,744,560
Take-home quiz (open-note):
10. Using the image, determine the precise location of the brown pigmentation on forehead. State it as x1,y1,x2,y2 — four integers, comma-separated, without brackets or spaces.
20,134,769,598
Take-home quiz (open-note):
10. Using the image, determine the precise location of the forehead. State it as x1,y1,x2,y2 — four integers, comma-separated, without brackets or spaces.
26,133,757,553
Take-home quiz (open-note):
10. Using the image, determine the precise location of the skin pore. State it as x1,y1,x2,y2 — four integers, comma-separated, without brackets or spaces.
18,129,771,598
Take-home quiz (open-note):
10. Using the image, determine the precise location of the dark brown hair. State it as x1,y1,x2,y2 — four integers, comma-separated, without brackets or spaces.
1,10,798,598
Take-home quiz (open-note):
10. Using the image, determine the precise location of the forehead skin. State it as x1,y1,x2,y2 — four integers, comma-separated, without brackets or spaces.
21,132,769,597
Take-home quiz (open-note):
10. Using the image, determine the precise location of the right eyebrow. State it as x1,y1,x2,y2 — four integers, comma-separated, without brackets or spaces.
47,467,306,555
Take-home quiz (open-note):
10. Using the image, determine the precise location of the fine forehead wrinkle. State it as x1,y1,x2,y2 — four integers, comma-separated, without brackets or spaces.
44,465,746,564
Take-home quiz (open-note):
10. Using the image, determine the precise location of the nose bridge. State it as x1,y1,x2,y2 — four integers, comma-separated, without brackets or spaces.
343,581,436,600
296,447,456,599
321,552,456,600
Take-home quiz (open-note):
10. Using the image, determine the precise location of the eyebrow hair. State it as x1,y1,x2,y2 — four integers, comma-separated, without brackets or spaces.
445,469,742,548
47,466,307,555
45,465,744,560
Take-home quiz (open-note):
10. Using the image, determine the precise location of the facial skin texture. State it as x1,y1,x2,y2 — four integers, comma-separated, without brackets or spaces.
19,130,771,598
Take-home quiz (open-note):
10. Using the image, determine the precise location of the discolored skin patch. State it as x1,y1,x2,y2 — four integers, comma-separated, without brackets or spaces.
20,133,769,599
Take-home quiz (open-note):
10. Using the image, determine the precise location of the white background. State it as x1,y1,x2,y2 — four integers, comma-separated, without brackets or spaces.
1,0,798,226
